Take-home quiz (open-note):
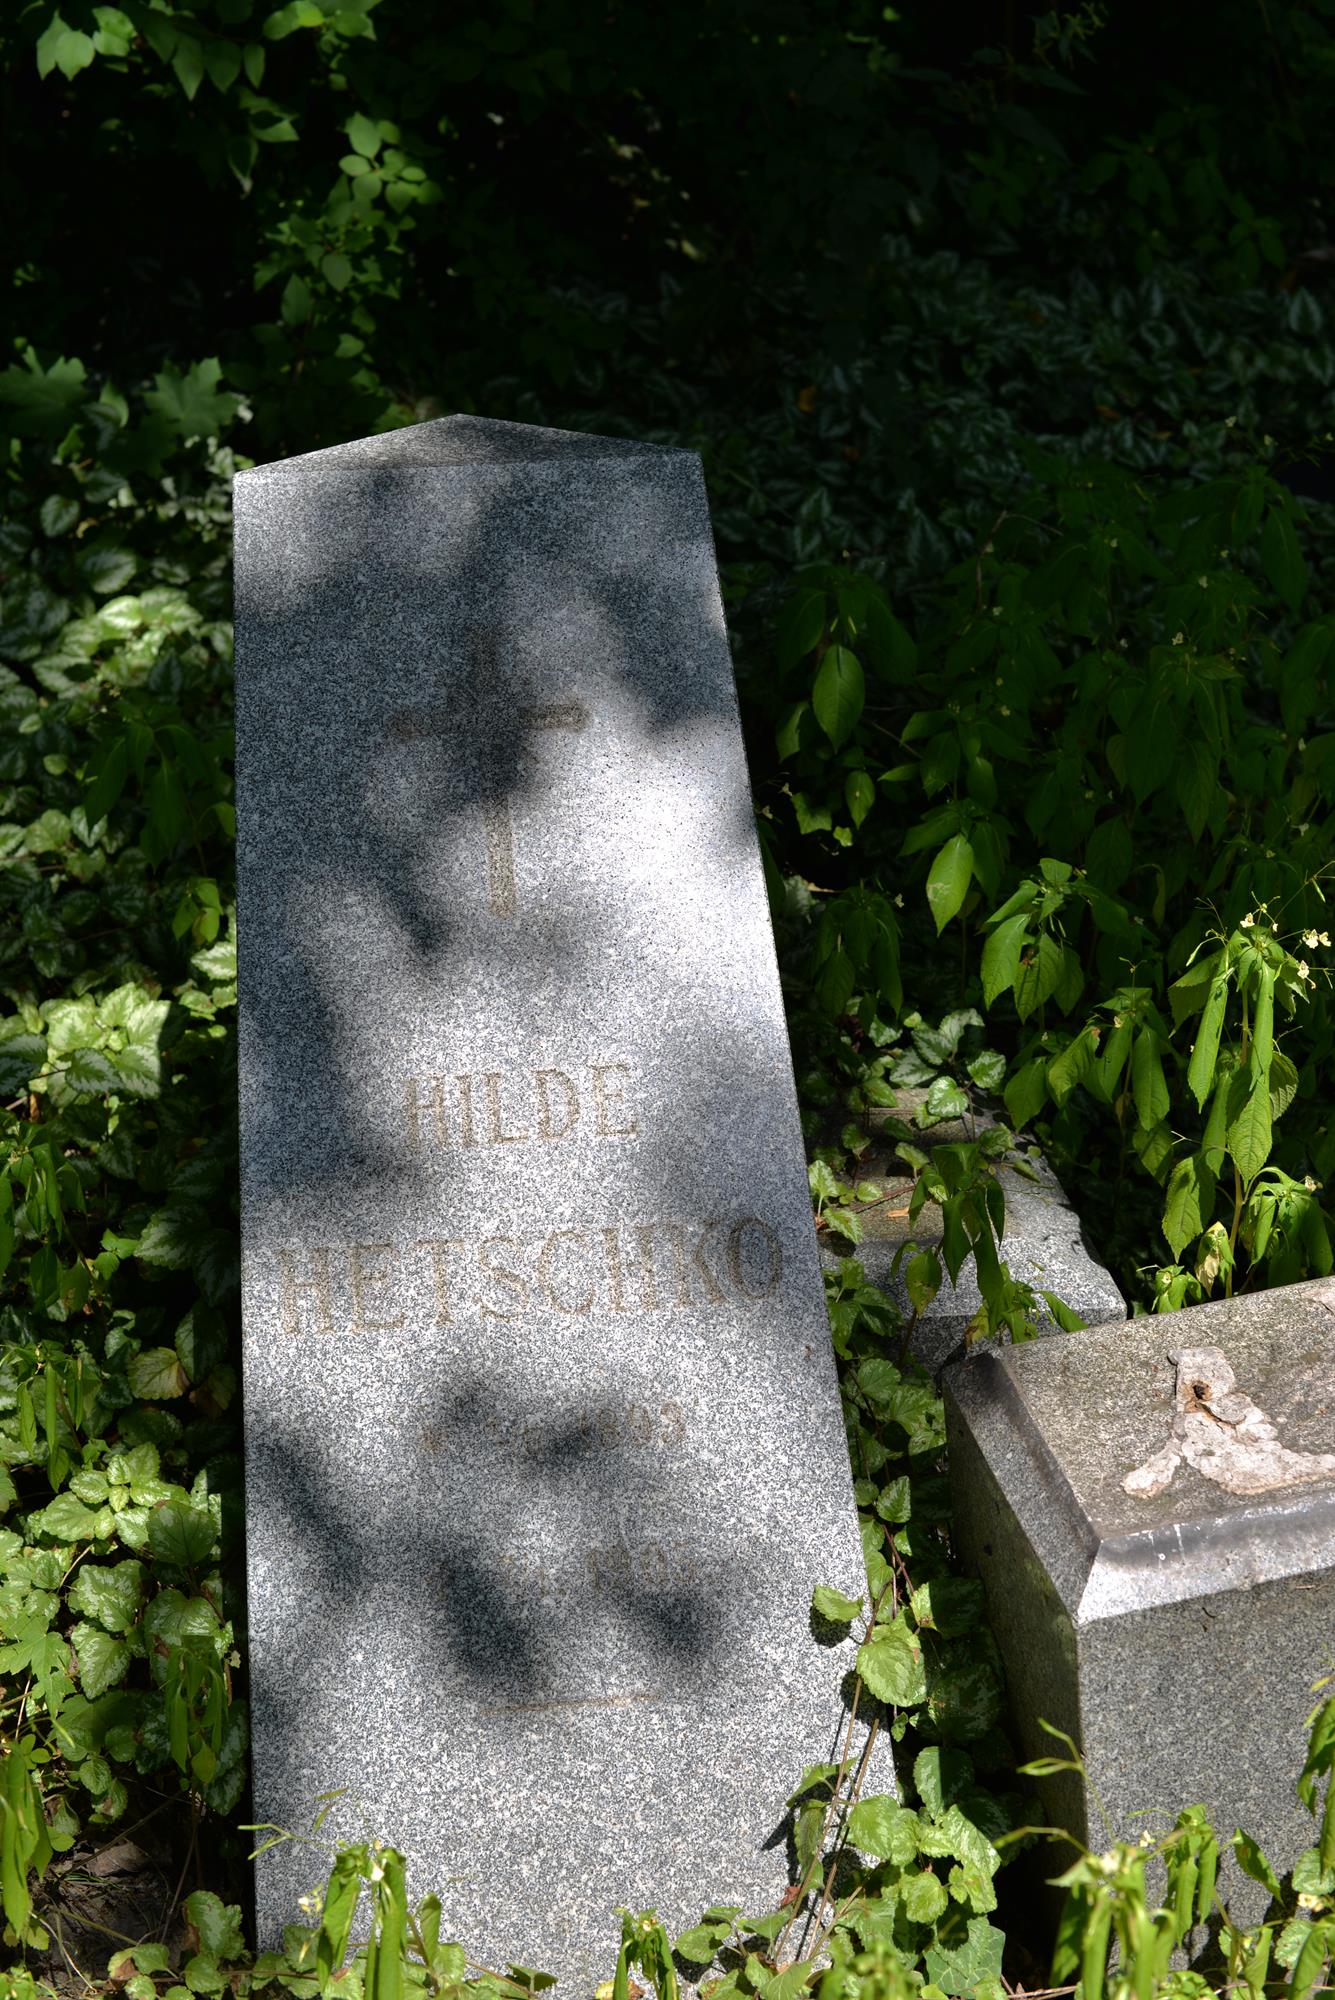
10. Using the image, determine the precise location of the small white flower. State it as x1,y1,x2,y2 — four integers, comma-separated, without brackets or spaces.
1172,631,1185,645
1198,576,1208,588
1322,932,1332,947
1304,929,1321,949
1109,537,1119,547
1298,960,1311,980
1225,416,1238,427
1118,638,1128,649
1000,704,1011,716
1241,913,1256,929
894,893,904,909
1306,1176,1319,1193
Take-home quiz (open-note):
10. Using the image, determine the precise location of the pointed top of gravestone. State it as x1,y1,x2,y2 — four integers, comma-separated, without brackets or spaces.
239,415,687,479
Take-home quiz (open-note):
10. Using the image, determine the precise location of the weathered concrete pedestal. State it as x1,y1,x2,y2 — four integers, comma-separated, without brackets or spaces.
945,1280,1335,1924
820,1100,1124,1373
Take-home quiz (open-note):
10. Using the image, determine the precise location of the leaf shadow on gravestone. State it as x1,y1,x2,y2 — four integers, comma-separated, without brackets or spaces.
233,424,867,1951
235,431,751,1212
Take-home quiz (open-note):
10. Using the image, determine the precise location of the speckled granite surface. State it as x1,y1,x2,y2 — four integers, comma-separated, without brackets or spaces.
945,1281,1335,1923
233,417,872,1988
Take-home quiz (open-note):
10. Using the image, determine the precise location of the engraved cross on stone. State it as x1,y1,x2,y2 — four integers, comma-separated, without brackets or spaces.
388,632,587,918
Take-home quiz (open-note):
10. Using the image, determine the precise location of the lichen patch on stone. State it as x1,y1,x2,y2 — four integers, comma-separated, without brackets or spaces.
1123,1346,1335,1498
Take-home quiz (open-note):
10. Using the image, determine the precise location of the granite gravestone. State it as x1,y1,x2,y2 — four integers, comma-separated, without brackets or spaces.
234,417,870,1985
945,1280,1335,1923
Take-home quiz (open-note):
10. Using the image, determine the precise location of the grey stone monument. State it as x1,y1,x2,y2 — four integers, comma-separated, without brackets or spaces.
945,1280,1335,1922
233,417,870,1986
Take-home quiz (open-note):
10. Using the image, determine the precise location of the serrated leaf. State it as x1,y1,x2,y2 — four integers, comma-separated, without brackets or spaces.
980,913,1028,1006
0,1033,47,1096
127,1347,189,1399
1261,503,1307,612
62,1046,120,1094
926,835,974,935
149,1504,216,1568
845,768,875,827
135,1207,197,1270
72,1622,131,1698
910,1577,984,1636
34,1491,101,1540
914,1747,973,1816
40,496,80,539
1186,962,1230,1110
1162,1151,1216,1258
966,1049,1005,1093
901,1869,949,1924
67,1559,145,1634
857,1613,927,1707
1227,1077,1273,1185
1131,1030,1169,1130
183,1893,245,1963
1013,932,1063,1020
811,1583,863,1624
812,645,864,747
922,1076,969,1123
848,1794,919,1864
925,1916,1005,1996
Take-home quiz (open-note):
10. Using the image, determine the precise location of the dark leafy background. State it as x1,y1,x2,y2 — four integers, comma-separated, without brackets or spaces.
2,1,1335,1992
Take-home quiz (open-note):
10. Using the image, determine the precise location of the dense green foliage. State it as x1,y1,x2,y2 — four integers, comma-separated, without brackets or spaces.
3,0,1335,1994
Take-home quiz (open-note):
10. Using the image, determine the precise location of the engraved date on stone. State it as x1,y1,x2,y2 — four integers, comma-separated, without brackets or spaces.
479,1399,688,1464
497,1536,701,1606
